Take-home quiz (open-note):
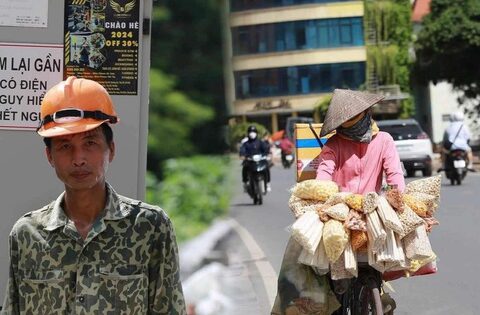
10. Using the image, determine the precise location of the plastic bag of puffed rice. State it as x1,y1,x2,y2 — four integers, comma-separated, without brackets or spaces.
291,179,339,202
323,220,349,263
405,175,441,198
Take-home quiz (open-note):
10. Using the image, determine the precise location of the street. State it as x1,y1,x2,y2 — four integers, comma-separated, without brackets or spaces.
224,162,480,314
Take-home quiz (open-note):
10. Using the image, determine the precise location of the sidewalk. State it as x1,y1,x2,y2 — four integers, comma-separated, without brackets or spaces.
180,219,273,315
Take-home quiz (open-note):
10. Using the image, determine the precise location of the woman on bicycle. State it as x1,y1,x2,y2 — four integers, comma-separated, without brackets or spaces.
316,89,405,193
316,89,405,314
272,89,405,315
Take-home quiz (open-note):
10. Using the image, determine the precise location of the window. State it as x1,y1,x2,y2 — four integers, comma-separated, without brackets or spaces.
230,0,352,12
234,62,365,99
378,123,423,141
340,20,352,45
231,17,364,55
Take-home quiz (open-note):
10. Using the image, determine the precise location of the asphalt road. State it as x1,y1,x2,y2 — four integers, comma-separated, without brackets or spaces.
228,163,480,314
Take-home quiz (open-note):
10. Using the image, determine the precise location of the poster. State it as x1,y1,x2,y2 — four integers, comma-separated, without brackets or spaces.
0,43,63,130
64,0,139,95
0,0,48,28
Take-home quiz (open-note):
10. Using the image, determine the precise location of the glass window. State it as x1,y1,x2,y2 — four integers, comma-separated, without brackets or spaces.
275,23,286,51
305,21,317,49
317,20,328,47
328,19,340,46
378,123,422,140
234,62,366,99
295,24,307,48
352,19,363,46
231,0,352,12
232,17,364,55
340,20,352,45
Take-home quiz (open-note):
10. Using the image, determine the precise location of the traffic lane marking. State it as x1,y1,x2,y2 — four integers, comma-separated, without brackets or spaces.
230,218,278,310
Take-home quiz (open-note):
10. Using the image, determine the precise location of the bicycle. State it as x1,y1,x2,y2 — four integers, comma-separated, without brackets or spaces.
330,264,396,315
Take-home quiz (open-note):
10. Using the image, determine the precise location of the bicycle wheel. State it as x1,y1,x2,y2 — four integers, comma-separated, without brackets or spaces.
357,284,382,315
331,266,385,315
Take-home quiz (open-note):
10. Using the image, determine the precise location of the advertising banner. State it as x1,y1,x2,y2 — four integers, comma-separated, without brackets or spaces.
64,0,140,95
0,43,63,131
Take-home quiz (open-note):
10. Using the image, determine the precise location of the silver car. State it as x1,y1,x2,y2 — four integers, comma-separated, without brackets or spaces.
377,119,434,177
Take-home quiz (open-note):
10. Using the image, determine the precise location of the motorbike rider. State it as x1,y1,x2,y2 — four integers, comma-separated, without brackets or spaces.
279,132,294,166
440,111,474,171
239,125,272,192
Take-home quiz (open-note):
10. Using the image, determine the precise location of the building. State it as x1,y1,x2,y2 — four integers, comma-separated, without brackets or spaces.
412,0,479,147
222,0,367,133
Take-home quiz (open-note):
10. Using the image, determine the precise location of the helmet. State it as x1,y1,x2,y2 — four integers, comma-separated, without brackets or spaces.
37,76,118,137
247,125,257,133
450,111,464,122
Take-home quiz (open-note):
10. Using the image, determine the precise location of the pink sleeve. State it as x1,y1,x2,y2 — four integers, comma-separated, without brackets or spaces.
316,144,336,180
382,135,406,191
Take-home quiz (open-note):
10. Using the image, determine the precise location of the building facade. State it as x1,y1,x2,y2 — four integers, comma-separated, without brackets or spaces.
222,0,367,132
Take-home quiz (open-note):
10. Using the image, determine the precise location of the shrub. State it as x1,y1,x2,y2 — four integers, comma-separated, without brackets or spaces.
146,155,233,242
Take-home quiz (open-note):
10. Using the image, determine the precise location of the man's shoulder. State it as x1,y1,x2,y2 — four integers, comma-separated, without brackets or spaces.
12,203,54,231
118,195,171,223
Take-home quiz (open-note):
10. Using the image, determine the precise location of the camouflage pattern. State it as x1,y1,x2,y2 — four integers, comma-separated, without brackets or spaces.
1,184,186,315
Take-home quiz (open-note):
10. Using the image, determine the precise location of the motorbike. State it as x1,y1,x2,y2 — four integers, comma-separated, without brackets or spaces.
244,154,269,205
445,149,468,185
281,151,294,169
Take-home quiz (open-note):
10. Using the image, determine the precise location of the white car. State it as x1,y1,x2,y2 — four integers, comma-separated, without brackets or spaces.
377,119,434,177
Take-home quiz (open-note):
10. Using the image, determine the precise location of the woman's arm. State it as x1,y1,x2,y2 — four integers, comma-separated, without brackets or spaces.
382,135,405,191
316,144,337,181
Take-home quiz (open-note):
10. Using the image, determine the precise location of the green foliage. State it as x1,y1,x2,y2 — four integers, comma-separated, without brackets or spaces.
148,69,214,177
415,0,480,116
365,0,413,116
228,122,269,151
151,1,227,154
399,97,414,118
146,155,233,242
367,45,399,84
313,94,332,121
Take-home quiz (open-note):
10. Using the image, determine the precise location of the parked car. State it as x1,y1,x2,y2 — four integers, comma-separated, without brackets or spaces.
377,119,434,177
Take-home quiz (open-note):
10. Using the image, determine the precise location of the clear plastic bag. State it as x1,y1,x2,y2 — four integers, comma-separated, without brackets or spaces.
271,237,341,315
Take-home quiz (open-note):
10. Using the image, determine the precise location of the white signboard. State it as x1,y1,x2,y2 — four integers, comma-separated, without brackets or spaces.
0,43,63,131
0,0,48,28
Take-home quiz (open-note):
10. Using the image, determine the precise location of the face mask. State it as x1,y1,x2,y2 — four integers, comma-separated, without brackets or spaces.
248,132,257,140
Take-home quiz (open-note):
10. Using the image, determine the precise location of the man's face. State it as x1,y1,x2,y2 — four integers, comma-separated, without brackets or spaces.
46,127,115,192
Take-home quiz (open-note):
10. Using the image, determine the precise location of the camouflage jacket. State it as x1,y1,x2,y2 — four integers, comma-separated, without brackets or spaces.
1,184,186,315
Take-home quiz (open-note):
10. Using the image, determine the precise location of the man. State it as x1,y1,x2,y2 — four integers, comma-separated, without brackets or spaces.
1,76,186,314
278,133,294,167
441,110,474,170
239,125,272,192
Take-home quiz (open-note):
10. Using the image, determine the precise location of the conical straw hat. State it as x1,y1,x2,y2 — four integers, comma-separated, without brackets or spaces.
320,89,385,137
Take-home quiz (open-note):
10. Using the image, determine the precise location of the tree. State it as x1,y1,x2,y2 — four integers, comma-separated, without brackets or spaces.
148,69,213,177
414,0,480,117
365,0,414,117
151,1,227,154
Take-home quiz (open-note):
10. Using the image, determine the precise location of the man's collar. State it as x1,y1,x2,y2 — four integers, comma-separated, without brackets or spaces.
45,183,133,231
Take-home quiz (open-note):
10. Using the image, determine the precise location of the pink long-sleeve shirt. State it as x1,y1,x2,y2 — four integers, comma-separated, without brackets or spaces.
316,131,405,194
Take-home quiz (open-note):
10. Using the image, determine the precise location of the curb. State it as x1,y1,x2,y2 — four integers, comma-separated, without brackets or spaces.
179,220,234,280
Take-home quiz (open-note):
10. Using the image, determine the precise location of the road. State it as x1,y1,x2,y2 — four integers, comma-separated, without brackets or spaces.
226,163,480,314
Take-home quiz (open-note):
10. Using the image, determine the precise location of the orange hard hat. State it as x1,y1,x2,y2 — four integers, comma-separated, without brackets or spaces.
37,76,118,137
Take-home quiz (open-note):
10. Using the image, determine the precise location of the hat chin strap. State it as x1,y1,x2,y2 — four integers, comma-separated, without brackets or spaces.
37,110,117,131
